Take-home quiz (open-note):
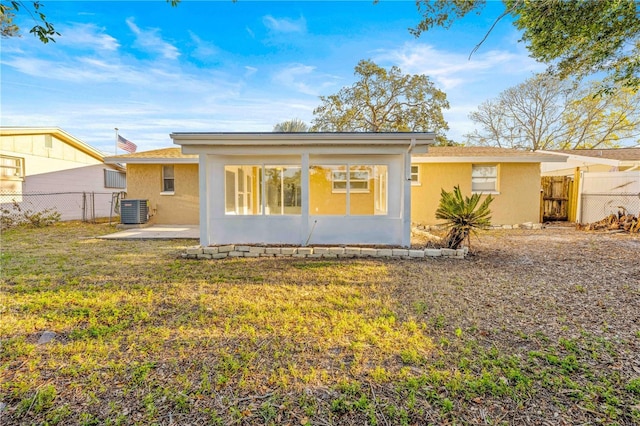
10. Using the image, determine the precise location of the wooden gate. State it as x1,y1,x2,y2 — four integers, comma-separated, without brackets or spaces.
541,176,572,221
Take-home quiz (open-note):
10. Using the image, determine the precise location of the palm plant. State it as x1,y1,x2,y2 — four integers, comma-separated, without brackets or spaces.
435,185,494,249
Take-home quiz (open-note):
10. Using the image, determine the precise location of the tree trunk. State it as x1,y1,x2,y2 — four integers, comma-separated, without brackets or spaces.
444,228,468,249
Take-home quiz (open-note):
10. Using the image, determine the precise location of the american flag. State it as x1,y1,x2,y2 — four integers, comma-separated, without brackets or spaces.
117,135,137,153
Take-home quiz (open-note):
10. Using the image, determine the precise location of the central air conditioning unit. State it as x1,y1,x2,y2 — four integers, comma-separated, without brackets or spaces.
120,199,149,224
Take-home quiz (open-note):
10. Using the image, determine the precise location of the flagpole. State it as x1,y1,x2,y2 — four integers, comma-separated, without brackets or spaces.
114,128,119,155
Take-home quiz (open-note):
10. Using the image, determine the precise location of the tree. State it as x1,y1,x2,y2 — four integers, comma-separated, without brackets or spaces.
311,59,450,144
435,185,493,250
1,1,58,43
0,3,18,37
273,118,309,132
412,0,640,91
466,74,640,150
0,0,179,43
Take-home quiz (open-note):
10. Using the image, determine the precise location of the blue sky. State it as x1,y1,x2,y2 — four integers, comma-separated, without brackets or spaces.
1,0,546,154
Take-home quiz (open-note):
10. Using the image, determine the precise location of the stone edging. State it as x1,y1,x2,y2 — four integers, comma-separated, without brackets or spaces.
416,222,543,231
183,245,468,260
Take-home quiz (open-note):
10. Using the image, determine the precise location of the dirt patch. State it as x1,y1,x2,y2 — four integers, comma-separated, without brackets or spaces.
408,227,640,342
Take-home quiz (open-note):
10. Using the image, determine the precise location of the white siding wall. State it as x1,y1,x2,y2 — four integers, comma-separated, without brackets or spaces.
1,133,123,220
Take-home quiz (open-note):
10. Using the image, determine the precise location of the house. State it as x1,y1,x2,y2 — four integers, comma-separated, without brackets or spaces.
106,137,565,245
411,146,565,226
0,127,126,220
174,132,434,247
108,133,435,246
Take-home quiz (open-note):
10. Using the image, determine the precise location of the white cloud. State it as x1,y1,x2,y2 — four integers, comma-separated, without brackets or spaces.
262,15,307,33
244,66,258,78
58,23,120,51
2,55,152,85
125,18,180,60
373,42,545,90
188,31,220,60
272,64,339,96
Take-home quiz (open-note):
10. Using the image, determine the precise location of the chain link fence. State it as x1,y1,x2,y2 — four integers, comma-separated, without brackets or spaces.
580,192,640,224
0,192,125,226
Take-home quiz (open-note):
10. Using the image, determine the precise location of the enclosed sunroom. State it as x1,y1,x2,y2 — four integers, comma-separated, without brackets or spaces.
171,132,435,247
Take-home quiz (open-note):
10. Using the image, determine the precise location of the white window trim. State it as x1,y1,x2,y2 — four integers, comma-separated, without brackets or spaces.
410,164,421,186
471,164,499,194
331,169,370,193
0,154,25,180
162,165,175,194
224,164,303,216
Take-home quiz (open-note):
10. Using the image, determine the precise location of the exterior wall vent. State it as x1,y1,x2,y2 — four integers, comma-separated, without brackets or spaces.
120,199,149,224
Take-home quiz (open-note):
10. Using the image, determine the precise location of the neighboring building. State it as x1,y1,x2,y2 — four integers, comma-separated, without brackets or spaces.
540,147,640,176
0,127,126,220
411,146,565,226
107,139,566,244
539,148,640,223
103,148,199,225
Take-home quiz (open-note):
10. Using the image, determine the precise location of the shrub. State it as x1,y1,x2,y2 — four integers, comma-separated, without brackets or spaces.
0,200,61,230
435,185,493,249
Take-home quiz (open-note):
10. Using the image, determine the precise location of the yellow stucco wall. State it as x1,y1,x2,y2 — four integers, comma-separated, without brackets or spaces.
126,161,542,225
411,162,542,225
126,164,199,224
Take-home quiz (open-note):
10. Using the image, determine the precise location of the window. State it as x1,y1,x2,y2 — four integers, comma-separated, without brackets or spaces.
162,165,175,193
0,155,24,180
104,169,126,189
410,164,420,185
44,135,53,149
310,164,387,216
374,165,388,215
332,167,370,192
264,166,302,215
472,165,498,192
224,165,301,215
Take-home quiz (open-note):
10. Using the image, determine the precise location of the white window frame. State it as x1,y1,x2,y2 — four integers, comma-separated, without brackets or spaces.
471,164,498,193
161,165,175,194
410,164,420,186
0,155,25,180
224,164,302,216
331,168,370,193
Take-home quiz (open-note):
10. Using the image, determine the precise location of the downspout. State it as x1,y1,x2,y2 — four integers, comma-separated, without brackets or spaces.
402,138,416,247
406,138,416,175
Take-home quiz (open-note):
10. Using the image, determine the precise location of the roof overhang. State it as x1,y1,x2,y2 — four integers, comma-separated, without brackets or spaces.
537,150,619,166
103,157,198,165
171,132,436,155
413,155,567,163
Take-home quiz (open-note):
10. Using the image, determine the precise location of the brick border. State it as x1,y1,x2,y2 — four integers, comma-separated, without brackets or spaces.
183,245,468,260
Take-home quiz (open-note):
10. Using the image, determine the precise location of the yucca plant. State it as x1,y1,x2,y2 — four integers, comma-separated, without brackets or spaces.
435,185,494,249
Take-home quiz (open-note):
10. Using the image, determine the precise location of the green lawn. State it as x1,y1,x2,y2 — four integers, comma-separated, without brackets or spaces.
1,222,639,425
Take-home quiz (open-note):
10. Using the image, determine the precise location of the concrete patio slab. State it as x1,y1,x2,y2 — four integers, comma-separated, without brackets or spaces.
99,225,199,240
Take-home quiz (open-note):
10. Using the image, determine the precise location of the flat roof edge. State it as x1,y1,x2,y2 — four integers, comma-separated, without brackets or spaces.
171,132,436,145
